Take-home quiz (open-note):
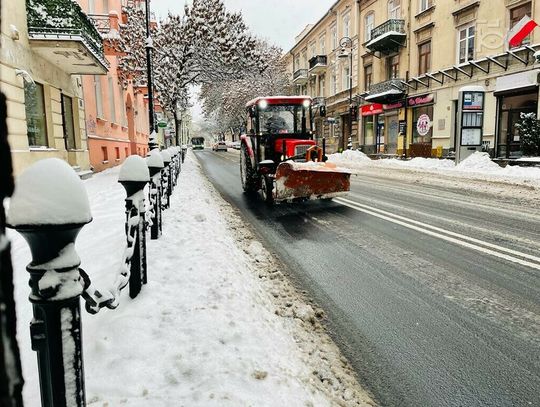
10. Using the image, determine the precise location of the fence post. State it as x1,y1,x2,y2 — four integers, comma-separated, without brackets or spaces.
7,158,92,407
118,156,150,298
160,150,171,210
146,149,164,240
0,92,24,407
181,144,187,163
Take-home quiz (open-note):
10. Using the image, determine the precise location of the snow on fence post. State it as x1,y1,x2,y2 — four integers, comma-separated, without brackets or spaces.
146,150,164,240
118,156,150,298
0,92,24,407
6,158,92,407
160,150,172,210
167,148,176,191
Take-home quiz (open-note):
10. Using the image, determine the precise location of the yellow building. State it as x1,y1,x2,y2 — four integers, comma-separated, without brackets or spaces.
357,0,540,159
289,0,540,159
288,0,361,153
1,0,108,175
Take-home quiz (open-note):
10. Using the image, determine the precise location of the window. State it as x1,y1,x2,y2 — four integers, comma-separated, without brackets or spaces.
419,0,432,13
510,2,532,46
301,50,308,68
309,42,316,58
61,94,76,150
115,147,120,160
389,0,401,19
364,64,373,91
94,75,103,118
343,66,351,90
101,146,108,162
24,82,48,147
125,147,129,157
332,74,338,94
331,25,337,50
294,55,300,70
108,76,116,123
457,24,475,63
365,13,375,42
418,41,431,75
343,13,351,38
320,36,326,55
319,75,326,96
387,55,399,79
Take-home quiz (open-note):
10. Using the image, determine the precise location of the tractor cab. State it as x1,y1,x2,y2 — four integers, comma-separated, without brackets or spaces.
246,97,321,165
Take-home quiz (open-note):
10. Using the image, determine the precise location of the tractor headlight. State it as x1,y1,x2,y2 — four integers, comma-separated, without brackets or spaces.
303,99,311,108
258,99,268,109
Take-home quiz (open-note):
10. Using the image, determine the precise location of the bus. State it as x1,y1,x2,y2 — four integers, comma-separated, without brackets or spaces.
191,136,205,150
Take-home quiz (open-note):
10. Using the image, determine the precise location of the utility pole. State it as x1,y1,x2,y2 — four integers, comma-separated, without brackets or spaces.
145,0,156,150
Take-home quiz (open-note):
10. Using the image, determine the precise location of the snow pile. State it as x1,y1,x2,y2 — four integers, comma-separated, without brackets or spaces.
9,153,373,406
328,150,371,170
7,158,91,226
455,152,500,171
118,155,150,182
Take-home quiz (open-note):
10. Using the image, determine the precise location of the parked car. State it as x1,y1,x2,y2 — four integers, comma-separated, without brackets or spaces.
212,141,228,151
231,141,241,150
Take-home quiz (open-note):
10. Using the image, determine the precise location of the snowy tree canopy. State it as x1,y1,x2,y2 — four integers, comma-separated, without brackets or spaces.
198,41,292,137
515,113,540,157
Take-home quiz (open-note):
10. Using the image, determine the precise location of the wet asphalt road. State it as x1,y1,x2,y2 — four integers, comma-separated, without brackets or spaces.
193,149,540,407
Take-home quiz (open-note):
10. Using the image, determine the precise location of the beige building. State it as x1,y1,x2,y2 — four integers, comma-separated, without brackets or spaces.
1,0,108,176
288,0,361,153
289,0,540,159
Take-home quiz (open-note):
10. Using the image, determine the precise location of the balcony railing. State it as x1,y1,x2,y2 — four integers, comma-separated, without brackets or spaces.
293,69,308,83
367,19,406,54
26,0,108,74
88,13,111,35
308,55,327,71
366,78,406,103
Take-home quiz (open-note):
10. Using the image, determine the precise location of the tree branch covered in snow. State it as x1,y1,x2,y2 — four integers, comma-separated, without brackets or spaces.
198,41,292,136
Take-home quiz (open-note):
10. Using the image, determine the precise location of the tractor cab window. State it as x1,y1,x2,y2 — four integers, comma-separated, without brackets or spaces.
259,105,307,135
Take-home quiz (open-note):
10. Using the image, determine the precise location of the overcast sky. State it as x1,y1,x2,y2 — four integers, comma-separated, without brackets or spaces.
152,0,336,51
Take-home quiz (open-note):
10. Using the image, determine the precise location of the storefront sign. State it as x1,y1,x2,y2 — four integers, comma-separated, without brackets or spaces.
495,69,540,94
407,93,435,107
383,100,406,110
361,103,384,116
399,120,407,135
416,114,431,136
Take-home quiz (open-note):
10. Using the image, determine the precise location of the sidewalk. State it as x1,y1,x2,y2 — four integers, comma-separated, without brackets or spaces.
8,152,375,406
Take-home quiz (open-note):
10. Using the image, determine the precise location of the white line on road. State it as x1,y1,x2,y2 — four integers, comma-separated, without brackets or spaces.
335,197,540,271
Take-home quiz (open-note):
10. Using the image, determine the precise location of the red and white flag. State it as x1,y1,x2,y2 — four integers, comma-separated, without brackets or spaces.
508,15,538,48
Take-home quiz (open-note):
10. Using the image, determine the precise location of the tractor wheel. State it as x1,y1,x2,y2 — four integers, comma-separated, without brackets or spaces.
261,175,274,206
240,143,259,193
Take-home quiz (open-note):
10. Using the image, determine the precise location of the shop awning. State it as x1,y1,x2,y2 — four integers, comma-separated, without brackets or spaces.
494,69,539,95
365,88,405,104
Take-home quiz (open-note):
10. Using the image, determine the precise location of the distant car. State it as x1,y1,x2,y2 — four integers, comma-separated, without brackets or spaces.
213,141,228,151
231,141,241,150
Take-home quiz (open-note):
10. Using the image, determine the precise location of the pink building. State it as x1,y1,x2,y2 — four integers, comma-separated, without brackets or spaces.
78,0,150,172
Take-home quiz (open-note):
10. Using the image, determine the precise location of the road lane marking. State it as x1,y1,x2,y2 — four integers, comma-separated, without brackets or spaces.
335,197,540,271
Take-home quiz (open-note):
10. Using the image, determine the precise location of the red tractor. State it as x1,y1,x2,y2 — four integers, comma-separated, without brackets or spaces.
240,96,351,204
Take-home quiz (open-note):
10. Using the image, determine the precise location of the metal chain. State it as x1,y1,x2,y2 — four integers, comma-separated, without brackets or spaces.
80,202,141,314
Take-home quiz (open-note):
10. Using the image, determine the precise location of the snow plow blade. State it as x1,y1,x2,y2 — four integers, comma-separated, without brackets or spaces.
274,161,351,202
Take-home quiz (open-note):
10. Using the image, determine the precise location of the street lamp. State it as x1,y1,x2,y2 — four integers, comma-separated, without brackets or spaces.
338,37,354,150
145,0,157,150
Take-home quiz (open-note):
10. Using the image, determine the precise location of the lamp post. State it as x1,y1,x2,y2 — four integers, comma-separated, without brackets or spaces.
145,0,157,150
338,37,354,150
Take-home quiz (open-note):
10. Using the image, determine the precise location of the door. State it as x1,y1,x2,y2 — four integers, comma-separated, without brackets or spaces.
507,108,535,158
386,114,399,154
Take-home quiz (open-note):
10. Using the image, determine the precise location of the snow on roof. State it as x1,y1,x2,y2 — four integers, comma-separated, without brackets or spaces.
118,155,150,182
7,158,91,226
365,88,403,101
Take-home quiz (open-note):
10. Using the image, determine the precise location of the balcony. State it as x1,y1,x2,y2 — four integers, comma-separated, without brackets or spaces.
293,69,308,84
366,19,406,54
26,0,109,75
308,55,327,74
88,14,111,35
365,79,406,104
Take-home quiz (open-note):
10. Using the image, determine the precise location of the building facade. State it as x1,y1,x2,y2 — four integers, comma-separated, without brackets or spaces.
81,0,150,172
288,0,361,153
289,0,540,159
1,0,108,175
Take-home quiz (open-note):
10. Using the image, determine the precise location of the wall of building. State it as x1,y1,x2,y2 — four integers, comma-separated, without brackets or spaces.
1,0,90,175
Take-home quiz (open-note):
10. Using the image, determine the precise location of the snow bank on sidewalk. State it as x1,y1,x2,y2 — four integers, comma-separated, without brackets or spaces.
9,153,374,406
329,150,540,188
